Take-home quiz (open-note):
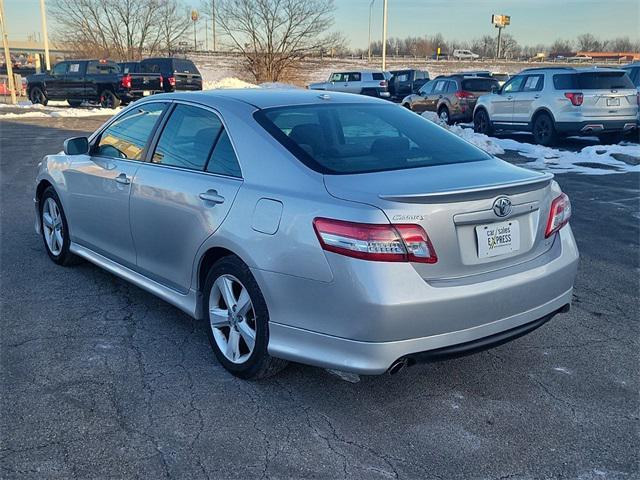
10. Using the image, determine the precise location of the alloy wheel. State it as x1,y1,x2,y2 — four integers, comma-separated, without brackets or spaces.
209,274,257,364
439,109,449,124
42,197,63,256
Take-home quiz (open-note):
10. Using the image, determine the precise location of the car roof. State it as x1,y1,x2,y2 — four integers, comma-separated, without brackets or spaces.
520,66,626,73
157,88,390,109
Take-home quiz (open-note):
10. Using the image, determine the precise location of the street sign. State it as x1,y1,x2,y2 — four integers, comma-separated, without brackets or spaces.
491,14,510,27
191,10,199,22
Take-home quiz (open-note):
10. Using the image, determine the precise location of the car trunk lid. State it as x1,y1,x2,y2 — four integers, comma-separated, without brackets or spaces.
323,158,557,280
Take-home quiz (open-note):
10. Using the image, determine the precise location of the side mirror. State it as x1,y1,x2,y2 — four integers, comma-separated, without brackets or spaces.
63,136,89,155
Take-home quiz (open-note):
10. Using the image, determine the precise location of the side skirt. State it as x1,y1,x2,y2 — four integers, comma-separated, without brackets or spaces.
70,242,202,319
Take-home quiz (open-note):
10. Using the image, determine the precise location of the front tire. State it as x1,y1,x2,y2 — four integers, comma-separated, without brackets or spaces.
204,256,288,379
29,87,48,106
532,113,557,146
99,90,121,109
473,109,494,136
40,187,81,266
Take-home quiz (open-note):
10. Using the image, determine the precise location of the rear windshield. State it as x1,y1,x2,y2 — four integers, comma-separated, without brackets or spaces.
553,72,634,90
254,104,491,174
461,78,499,91
173,59,199,74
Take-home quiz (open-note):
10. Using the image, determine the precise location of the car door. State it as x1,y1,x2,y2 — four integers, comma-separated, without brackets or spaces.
512,74,545,124
327,72,349,92
490,75,525,124
63,61,85,99
428,80,448,112
46,62,68,99
63,102,168,268
410,80,435,112
346,72,363,93
129,102,243,293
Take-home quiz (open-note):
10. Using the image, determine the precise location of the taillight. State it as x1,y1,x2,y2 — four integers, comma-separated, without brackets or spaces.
159,76,163,88
379,80,387,87
168,76,176,87
545,193,572,238
455,90,474,99
564,92,583,106
313,218,437,264
121,74,132,89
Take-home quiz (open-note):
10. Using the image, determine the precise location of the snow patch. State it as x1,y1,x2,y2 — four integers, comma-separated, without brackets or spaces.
421,111,640,175
203,77,258,90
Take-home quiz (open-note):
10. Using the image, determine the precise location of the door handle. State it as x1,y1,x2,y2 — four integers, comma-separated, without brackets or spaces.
507,95,513,100
115,173,130,185
199,190,225,204
534,94,541,99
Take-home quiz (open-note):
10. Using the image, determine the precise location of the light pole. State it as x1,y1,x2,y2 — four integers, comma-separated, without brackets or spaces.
367,0,375,62
39,0,50,70
191,10,199,51
212,0,216,52
381,0,388,70
0,0,16,104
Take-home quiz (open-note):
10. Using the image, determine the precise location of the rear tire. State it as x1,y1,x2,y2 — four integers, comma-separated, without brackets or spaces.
39,187,82,266
473,109,494,136
204,256,288,380
532,113,557,146
99,90,121,109
29,87,48,106
438,106,452,125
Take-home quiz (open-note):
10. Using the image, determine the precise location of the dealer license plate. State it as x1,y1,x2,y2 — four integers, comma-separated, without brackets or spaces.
475,220,520,258
143,90,151,96
606,97,620,106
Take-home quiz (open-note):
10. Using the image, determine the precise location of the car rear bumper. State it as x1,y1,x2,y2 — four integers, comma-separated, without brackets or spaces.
260,225,579,375
556,118,638,135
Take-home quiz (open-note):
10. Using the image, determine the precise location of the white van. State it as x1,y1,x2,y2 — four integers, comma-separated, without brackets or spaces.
453,49,480,60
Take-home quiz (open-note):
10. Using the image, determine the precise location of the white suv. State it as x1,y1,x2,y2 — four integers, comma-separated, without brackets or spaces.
308,71,391,98
473,67,638,145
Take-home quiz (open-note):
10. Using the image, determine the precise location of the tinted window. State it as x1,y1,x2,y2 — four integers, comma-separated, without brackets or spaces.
433,80,447,93
152,104,222,170
577,72,634,89
141,59,170,74
52,62,67,75
415,71,428,80
372,72,385,81
119,62,139,74
206,130,242,177
446,81,457,93
418,80,434,94
461,78,499,92
87,61,120,75
349,72,362,82
553,74,577,90
330,72,347,82
522,74,544,92
95,103,166,160
173,59,199,74
256,104,491,175
503,75,525,93
67,62,82,75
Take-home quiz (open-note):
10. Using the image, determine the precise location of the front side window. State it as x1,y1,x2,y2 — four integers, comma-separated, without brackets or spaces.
330,73,346,82
255,103,491,175
522,74,544,92
95,103,166,160
52,62,67,75
503,75,525,93
152,104,223,170
418,80,434,95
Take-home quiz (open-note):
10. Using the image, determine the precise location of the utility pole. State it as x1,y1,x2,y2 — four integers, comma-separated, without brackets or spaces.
367,0,374,62
381,0,388,70
212,0,216,52
0,0,16,104
496,26,502,59
39,0,50,70
191,10,199,51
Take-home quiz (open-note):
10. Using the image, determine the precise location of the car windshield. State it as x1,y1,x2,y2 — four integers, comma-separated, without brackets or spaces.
255,103,491,174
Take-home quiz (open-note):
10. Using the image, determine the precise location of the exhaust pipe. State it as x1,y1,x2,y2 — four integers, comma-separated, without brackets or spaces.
388,358,409,376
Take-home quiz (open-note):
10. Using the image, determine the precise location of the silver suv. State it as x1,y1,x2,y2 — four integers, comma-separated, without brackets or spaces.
308,70,391,98
473,67,638,145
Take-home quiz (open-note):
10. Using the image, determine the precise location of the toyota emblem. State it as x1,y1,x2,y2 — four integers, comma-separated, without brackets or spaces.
493,197,512,217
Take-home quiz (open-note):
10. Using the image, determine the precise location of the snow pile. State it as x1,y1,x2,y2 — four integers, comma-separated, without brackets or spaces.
0,104,121,118
421,111,640,175
203,77,257,90
259,82,300,89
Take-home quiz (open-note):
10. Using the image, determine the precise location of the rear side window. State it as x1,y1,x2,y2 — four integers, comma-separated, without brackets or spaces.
371,73,385,81
152,104,223,170
67,62,82,74
173,59,199,74
87,61,120,75
95,103,166,160
349,72,362,82
119,63,138,74
577,72,634,89
141,60,169,74
461,78,498,92
433,80,447,93
206,131,242,178
553,74,577,90
255,103,491,175
446,81,457,93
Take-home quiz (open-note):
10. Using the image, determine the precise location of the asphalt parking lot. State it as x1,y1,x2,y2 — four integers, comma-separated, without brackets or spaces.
1,116,638,480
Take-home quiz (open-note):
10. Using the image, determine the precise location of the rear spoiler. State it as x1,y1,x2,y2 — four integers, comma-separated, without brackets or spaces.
379,173,554,203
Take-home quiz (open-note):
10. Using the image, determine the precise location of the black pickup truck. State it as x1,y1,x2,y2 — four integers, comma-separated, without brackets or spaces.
388,69,430,101
26,59,163,108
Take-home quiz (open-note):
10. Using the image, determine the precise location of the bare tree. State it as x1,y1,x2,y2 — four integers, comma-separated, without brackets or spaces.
549,39,574,57
576,33,602,52
215,0,342,82
155,0,192,55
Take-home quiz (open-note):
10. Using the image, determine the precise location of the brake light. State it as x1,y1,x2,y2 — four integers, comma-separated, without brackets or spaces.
168,76,176,87
564,92,583,106
121,74,132,89
545,193,572,238
455,90,474,99
313,218,437,264
159,76,163,88
379,80,387,87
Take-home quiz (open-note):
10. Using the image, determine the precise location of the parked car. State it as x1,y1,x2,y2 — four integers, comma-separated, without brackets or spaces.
491,72,511,87
457,71,510,87
621,62,640,88
34,89,578,379
139,57,202,92
473,67,639,145
117,61,164,95
308,70,390,98
388,69,429,100
26,59,162,108
453,49,480,60
402,74,500,124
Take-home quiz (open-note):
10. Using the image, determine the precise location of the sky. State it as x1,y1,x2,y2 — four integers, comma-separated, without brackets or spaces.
4,0,640,49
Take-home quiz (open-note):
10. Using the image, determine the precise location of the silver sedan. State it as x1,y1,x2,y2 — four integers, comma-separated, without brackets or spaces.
34,89,579,379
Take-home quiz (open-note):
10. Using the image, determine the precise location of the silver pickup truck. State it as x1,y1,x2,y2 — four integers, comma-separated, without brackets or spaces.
308,70,391,98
